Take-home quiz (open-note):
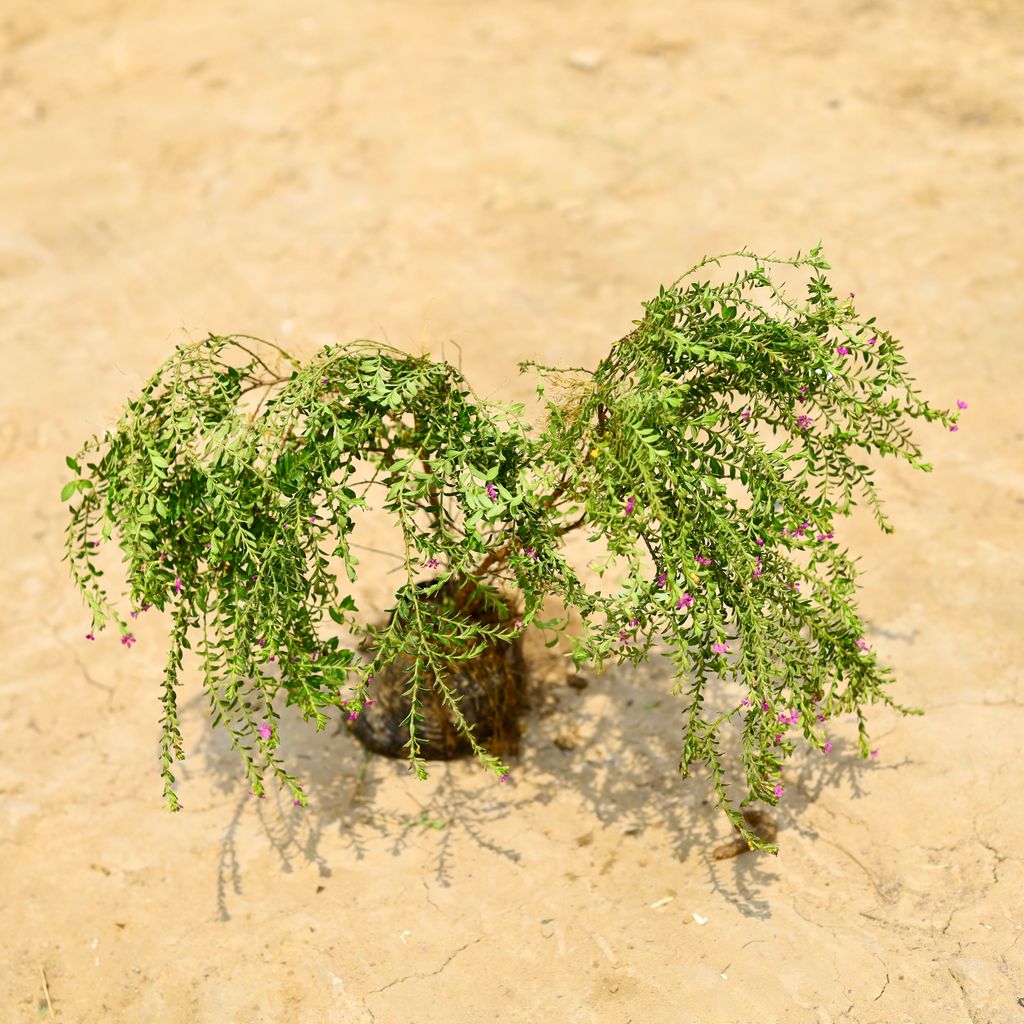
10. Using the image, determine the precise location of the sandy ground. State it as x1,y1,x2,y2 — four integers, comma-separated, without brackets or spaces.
3,1,1024,1021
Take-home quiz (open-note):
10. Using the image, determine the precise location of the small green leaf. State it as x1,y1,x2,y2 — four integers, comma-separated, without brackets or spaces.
60,481,78,502
65,455,81,473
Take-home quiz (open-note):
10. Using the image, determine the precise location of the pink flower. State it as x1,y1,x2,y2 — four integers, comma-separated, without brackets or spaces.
624,495,635,515
740,407,751,423
695,555,712,566
956,399,968,409
173,577,183,594
870,749,879,760
755,537,764,547
856,639,870,651
773,783,784,798
322,377,329,386
486,483,498,502
836,346,849,356
868,336,877,346
159,552,169,561
365,700,376,706
120,633,136,649
712,642,730,654
523,546,539,559
628,617,640,628
348,712,359,721
796,414,813,430
499,772,510,782
817,713,825,722
774,734,782,744
513,618,524,632
258,722,272,740
85,632,95,640
823,740,832,754
656,571,667,588
294,798,303,806
677,593,695,609
425,557,439,568
761,700,770,711
950,425,958,432
800,385,808,396
257,637,266,647
309,515,317,523
269,656,276,662
740,698,751,707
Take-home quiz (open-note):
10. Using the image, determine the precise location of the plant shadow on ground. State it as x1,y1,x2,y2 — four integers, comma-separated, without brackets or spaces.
185,639,896,922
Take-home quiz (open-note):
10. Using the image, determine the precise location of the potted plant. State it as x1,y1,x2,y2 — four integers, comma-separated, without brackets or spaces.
61,244,965,854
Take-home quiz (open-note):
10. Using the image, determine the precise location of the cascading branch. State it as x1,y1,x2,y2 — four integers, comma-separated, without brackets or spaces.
61,244,964,853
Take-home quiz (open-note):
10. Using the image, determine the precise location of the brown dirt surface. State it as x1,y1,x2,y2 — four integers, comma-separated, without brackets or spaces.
2,1,1022,1022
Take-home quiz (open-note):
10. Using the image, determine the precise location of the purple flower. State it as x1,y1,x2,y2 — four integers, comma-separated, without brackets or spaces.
755,537,764,547
773,734,782,744
89,541,100,548
365,700,376,707
425,557,439,568
269,656,276,663
500,772,510,782
523,546,540,559
823,740,832,754
294,798,303,806
773,783,784,798
817,713,825,722
761,701,770,711
618,629,631,644
258,722,272,740
695,555,712,566
677,593,694,609
173,577,183,594
85,632,95,640
348,711,359,721
624,495,635,516
956,399,968,409
796,414,813,430
712,642,730,654
120,633,136,649
740,407,751,423
868,336,877,346
870,748,879,760
836,346,849,356
740,698,751,707
950,425,958,432
628,617,640,628
486,483,498,502
856,638,870,651
322,377,329,386
513,618,524,632
309,515,317,523
656,571,667,588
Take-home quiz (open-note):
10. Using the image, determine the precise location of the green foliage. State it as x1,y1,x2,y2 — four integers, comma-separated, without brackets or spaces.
61,245,961,852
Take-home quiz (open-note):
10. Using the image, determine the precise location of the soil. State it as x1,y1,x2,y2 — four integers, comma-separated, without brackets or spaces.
2,2,1023,1022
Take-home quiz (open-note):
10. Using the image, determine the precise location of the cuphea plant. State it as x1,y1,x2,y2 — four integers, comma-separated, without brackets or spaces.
61,245,965,853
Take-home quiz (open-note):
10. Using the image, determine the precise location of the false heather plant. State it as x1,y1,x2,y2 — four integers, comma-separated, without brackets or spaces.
61,244,964,853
